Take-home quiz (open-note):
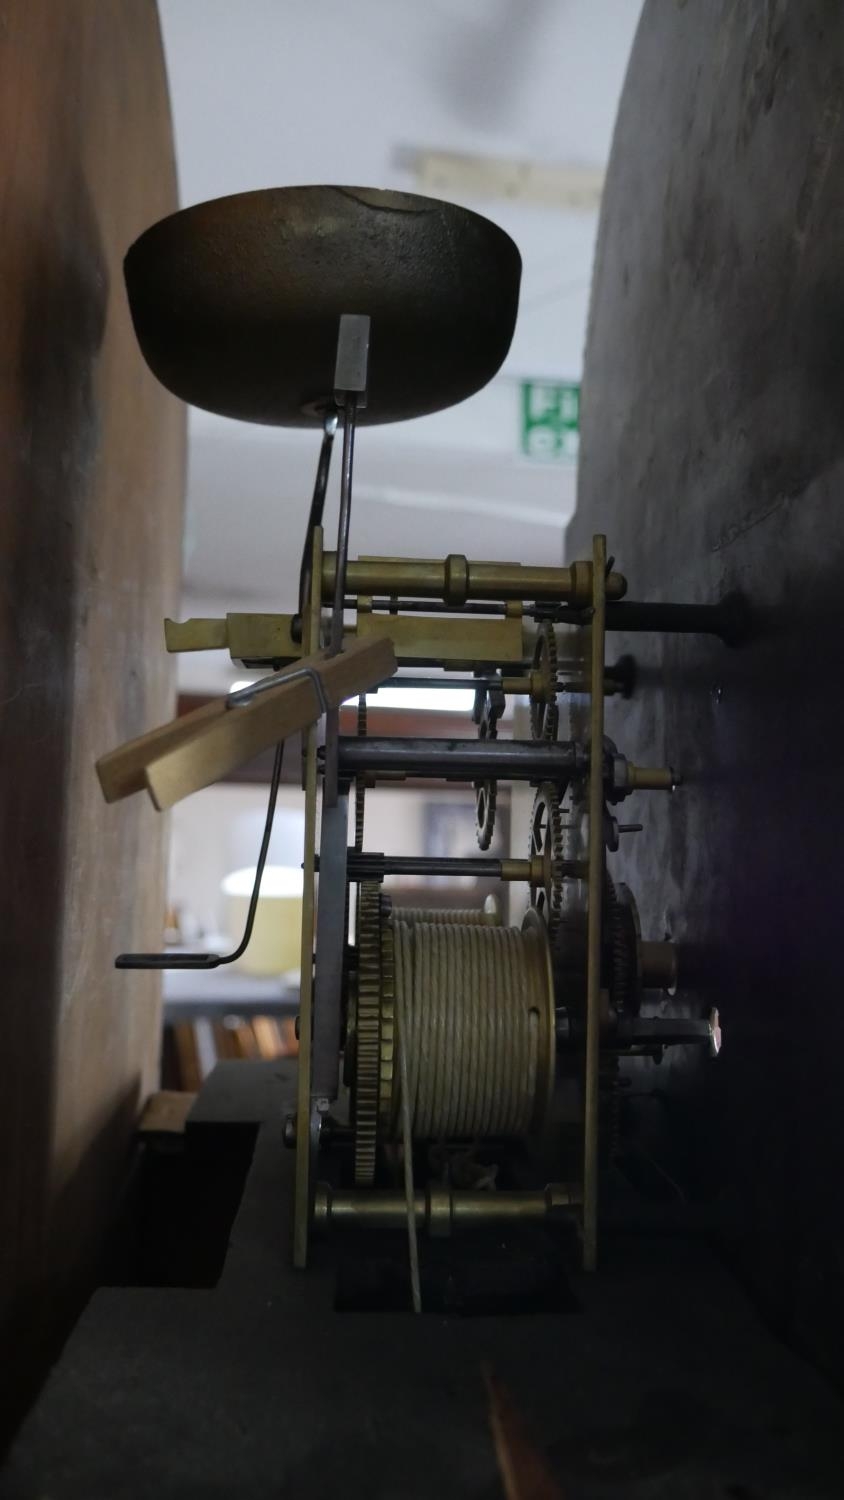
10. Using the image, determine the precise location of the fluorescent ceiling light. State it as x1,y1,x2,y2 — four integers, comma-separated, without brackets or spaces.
398,147,604,211
346,686,476,714
230,679,475,714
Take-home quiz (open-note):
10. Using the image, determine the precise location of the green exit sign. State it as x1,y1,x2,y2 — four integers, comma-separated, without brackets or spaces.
520,380,580,460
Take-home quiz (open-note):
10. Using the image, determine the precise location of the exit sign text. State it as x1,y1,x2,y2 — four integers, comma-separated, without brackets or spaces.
520,381,580,460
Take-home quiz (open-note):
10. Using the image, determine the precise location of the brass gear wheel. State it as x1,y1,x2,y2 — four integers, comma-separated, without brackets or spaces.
552,785,589,1005
353,882,383,1184
609,880,643,1017
530,623,559,741
550,864,643,1021
473,680,505,850
475,778,497,850
528,782,564,935
378,898,396,1130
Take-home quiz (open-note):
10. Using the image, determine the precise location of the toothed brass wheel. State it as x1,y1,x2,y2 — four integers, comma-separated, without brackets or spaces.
529,623,559,741
352,883,383,1185
528,782,564,935
473,679,505,850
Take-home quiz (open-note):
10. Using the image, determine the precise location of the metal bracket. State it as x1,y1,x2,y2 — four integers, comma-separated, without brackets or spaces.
226,660,329,715
333,313,370,408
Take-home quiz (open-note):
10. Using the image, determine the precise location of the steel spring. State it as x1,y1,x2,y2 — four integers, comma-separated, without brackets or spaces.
391,918,553,1140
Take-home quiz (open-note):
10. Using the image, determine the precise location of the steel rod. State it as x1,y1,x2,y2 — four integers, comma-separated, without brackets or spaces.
620,1018,713,1047
598,595,747,645
370,674,503,692
365,667,632,697
329,398,356,657
346,853,505,879
337,851,582,884
559,1015,715,1050
334,736,585,781
294,526,324,1268
324,396,357,805
298,408,337,623
337,593,747,643
311,792,349,1105
346,598,508,617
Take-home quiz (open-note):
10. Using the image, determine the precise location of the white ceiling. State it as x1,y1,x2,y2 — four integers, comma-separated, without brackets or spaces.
157,0,641,687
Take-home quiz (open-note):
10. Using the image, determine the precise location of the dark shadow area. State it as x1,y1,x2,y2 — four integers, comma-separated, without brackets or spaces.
8,1067,843,1499
567,0,844,1397
334,1226,582,1315
104,1124,258,1290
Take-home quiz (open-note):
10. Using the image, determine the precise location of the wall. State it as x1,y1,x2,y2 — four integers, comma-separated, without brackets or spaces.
169,782,498,944
568,0,844,1384
156,0,643,635
0,0,184,1433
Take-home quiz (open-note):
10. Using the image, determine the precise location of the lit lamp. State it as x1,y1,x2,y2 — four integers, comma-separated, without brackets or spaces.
221,864,304,977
